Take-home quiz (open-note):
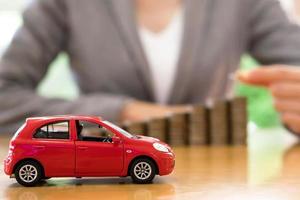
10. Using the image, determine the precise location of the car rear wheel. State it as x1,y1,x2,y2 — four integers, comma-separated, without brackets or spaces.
130,158,156,184
15,161,43,187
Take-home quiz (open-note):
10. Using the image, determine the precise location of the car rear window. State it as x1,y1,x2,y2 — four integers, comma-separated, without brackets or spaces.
33,121,70,140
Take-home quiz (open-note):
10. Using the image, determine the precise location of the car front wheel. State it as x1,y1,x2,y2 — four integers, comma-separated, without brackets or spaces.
15,160,43,187
130,158,156,184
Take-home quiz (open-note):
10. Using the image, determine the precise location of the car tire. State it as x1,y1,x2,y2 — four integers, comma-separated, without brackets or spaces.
15,160,43,187
130,158,156,184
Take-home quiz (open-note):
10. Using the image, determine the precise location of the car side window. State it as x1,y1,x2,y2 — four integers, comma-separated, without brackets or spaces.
34,121,69,140
76,120,115,143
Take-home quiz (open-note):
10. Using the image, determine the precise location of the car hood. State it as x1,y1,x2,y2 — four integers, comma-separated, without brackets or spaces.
135,135,160,143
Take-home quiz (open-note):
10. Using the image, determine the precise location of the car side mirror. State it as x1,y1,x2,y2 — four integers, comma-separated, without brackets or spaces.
113,137,121,145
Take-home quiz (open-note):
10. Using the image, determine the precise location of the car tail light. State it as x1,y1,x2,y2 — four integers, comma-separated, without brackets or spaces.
5,142,15,165
8,142,15,154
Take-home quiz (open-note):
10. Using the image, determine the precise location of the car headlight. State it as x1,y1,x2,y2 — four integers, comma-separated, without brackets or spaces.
153,143,169,153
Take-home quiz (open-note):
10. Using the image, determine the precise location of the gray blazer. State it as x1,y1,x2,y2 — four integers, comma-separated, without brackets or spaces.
1,0,300,133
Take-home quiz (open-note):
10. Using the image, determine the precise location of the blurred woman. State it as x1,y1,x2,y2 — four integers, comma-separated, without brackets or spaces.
1,0,300,133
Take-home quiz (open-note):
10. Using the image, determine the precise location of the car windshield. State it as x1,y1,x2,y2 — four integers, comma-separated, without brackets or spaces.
103,120,134,138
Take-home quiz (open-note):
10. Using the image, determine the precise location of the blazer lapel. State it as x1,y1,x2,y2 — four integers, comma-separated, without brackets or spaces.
107,0,154,101
108,0,207,104
168,0,208,104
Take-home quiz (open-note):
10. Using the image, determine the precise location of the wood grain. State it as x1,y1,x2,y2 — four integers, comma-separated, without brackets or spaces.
1,135,300,200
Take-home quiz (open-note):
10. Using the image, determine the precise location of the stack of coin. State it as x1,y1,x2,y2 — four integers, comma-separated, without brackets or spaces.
209,100,229,145
147,118,168,142
126,121,147,136
189,104,209,145
229,97,247,145
168,113,189,146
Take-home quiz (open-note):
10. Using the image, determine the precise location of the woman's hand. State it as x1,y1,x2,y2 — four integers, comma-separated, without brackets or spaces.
237,65,300,134
121,100,192,123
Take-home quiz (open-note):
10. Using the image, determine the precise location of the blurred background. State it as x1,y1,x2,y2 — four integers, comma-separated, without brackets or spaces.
0,0,79,100
0,0,300,129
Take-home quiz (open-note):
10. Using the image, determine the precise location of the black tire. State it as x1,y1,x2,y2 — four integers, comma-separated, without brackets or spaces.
130,158,156,184
15,160,43,187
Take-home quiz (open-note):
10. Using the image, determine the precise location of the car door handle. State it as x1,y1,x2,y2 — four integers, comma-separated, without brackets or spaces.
78,146,88,150
33,145,45,150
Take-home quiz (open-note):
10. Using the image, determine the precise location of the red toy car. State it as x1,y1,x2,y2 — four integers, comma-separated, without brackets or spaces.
4,115,175,186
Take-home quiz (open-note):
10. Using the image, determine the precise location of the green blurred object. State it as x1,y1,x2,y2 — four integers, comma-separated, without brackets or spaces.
37,54,280,128
235,55,280,128
37,53,79,100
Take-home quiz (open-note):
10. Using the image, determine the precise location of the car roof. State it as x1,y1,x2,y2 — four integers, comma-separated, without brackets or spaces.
26,115,102,122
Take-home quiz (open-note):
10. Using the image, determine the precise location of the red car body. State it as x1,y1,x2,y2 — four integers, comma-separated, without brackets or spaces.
4,116,175,186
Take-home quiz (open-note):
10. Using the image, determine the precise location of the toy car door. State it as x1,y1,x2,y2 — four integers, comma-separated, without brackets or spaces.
32,121,75,177
75,120,124,175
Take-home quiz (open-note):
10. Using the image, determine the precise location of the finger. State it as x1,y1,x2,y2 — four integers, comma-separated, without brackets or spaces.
281,113,300,134
236,66,300,87
270,83,300,99
171,105,193,113
274,99,300,113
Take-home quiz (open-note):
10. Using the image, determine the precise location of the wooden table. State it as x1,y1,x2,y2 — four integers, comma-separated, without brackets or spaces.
1,126,300,200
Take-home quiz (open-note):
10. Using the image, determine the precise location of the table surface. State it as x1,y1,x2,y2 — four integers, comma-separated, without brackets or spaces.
1,125,300,200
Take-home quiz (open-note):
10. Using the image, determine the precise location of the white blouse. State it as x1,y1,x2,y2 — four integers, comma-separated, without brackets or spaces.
139,8,184,104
